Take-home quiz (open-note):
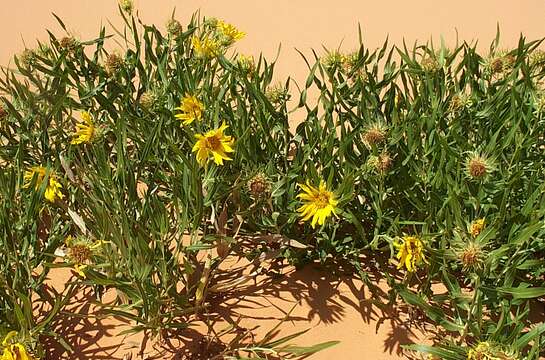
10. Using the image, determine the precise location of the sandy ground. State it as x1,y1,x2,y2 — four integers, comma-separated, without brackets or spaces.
41,260,431,360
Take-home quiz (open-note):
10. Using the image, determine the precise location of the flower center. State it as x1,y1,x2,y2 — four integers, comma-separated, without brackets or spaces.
206,135,222,151
315,192,330,208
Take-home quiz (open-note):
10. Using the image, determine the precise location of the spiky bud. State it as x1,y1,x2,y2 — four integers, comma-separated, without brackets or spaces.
265,84,289,105
166,19,183,37
119,0,133,13
59,36,79,53
0,102,7,122
420,55,440,73
237,54,255,75
139,91,157,110
466,152,493,180
18,49,36,68
321,50,345,71
247,173,272,199
105,52,124,76
362,123,387,148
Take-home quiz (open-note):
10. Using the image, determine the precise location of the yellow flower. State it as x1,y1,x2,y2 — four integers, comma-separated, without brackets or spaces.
175,95,204,125
23,166,63,203
192,36,221,58
1,332,34,360
217,20,245,44
71,111,96,145
470,218,485,237
192,122,235,166
297,180,338,228
393,235,426,272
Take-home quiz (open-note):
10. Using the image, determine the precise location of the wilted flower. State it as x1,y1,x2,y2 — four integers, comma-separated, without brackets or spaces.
460,242,485,272
465,152,494,180
362,122,387,148
192,122,235,166
23,166,63,203
105,52,124,76
71,111,96,145
1,331,35,360
297,180,338,228
484,50,516,78
367,152,393,174
393,235,426,272
175,94,204,126
166,18,183,37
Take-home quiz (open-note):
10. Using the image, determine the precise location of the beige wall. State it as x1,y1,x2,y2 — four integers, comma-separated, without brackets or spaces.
1,0,544,83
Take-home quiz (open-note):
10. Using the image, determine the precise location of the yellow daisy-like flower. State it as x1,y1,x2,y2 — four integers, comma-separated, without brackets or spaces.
393,235,426,272
470,218,485,237
1,331,34,360
297,180,338,228
192,122,235,166
71,111,96,145
175,95,204,126
217,20,245,43
23,166,64,203
192,36,221,58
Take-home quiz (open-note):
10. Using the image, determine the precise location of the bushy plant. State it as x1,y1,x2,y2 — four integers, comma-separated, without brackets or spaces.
0,2,544,359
